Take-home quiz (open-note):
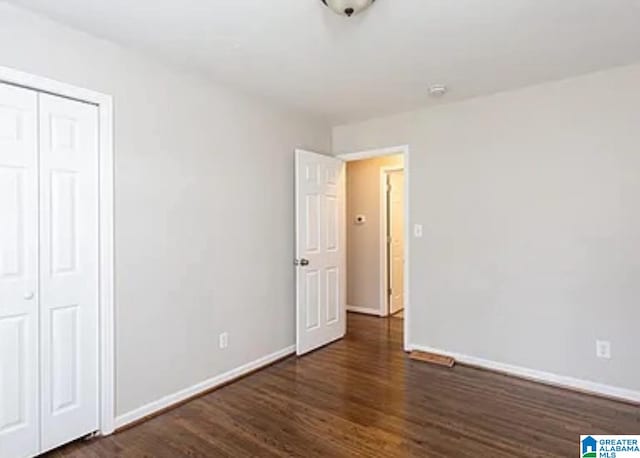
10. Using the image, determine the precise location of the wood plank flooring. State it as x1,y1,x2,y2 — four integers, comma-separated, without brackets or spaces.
46,313,639,457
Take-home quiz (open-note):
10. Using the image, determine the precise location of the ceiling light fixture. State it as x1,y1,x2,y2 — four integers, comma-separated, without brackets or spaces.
321,0,376,17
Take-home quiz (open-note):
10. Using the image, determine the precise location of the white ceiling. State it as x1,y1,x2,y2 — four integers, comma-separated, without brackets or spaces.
8,0,640,123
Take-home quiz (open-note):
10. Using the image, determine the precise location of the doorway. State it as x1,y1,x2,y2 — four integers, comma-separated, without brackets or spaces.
345,155,405,318
340,146,410,349
294,146,410,356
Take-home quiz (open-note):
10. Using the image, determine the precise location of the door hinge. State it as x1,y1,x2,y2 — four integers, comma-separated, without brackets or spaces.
388,288,393,296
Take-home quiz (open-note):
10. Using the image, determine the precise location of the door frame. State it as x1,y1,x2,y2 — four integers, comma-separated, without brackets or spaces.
0,66,116,435
337,145,411,351
380,166,404,317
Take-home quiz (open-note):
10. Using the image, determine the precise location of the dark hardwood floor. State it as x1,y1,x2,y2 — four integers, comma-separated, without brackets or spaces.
47,313,639,457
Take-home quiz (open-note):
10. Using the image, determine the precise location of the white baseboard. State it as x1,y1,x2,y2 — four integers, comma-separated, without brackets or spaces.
347,305,381,316
114,345,295,429
408,344,640,404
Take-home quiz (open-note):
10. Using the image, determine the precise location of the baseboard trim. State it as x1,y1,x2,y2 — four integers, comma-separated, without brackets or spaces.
114,345,296,430
347,305,381,316
408,344,640,405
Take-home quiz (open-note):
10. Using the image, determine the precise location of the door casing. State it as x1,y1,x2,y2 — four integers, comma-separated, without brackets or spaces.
0,65,115,436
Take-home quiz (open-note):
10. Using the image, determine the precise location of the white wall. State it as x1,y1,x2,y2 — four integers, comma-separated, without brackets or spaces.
0,3,330,416
334,64,640,393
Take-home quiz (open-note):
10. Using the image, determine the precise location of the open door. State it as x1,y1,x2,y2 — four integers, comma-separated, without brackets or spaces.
295,149,346,356
388,170,405,315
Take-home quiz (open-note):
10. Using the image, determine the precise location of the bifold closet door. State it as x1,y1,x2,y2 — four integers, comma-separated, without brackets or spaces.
39,93,100,453
0,83,40,458
0,85,99,457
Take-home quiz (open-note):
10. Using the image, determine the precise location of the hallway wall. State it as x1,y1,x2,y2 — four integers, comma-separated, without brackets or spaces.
346,154,403,315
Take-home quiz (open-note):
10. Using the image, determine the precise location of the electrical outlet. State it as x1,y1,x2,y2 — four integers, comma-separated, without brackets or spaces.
596,340,611,359
219,332,229,349
414,224,423,238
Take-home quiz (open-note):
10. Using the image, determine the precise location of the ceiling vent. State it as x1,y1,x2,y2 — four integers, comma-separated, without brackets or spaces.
428,85,448,98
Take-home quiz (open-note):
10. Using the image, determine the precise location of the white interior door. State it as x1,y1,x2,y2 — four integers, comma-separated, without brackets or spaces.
39,93,99,453
295,150,346,356
0,83,40,458
388,170,404,315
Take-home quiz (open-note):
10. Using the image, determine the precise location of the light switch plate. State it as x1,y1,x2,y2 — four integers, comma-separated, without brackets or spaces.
219,332,229,349
596,340,611,359
414,224,423,238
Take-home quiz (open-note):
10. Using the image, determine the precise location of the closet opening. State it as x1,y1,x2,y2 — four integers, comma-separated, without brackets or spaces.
0,66,114,457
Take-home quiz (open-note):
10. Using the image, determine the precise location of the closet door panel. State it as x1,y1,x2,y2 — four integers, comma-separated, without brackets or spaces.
39,93,99,453
0,83,39,458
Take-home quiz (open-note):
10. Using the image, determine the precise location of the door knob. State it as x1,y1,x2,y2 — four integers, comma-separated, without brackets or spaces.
24,291,35,300
295,258,310,266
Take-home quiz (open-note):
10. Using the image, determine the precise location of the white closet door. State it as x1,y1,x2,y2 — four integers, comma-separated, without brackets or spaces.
0,83,40,458
38,93,99,453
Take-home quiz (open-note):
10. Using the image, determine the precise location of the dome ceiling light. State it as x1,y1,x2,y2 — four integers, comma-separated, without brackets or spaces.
321,0,376,17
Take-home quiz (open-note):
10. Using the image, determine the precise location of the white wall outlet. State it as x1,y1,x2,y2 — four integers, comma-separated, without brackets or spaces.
414,224,423,238
219,332,229,349
596,340,611,359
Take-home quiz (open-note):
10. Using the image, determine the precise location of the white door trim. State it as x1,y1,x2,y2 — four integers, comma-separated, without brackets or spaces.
380,166,404,317
337,145,411,351
0,65,116,435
